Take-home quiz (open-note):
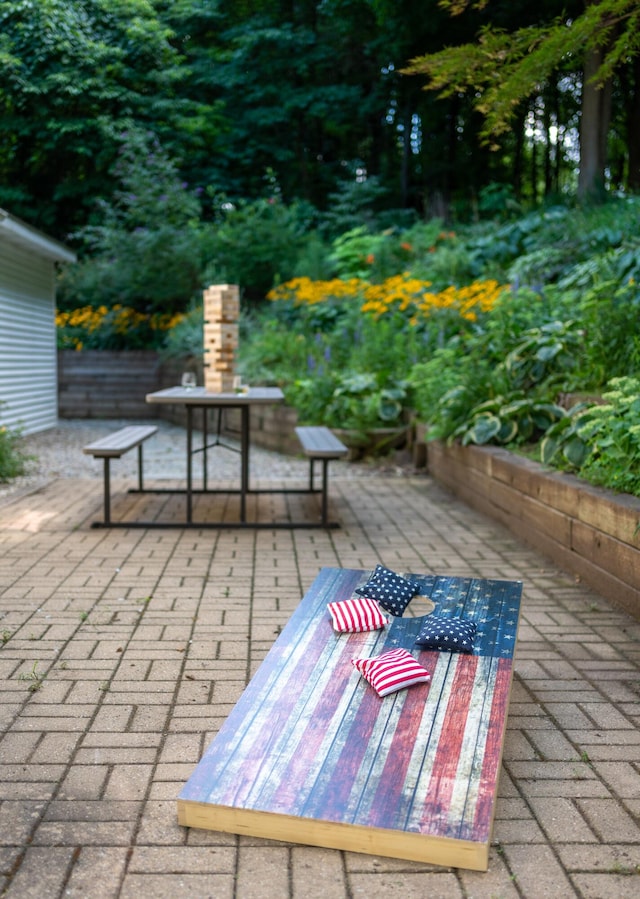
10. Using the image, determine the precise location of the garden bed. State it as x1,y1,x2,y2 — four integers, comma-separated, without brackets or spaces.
424,438,640,619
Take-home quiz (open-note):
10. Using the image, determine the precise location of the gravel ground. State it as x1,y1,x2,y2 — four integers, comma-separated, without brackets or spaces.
1,418,416,506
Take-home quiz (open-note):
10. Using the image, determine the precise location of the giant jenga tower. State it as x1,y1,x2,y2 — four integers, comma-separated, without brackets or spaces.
202,284,239,393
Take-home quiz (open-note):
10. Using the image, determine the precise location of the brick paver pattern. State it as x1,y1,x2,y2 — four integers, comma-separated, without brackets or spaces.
1,469,639,898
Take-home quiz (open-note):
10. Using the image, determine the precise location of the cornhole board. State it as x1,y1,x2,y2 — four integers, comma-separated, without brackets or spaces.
178,567,522,871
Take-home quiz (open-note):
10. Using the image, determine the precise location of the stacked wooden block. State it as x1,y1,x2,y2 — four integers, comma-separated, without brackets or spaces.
203,284,239,393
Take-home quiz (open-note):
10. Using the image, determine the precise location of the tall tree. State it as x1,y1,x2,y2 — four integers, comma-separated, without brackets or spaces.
169,0,507,216
0,0,194,236
167,0,390,209
403,0,640,198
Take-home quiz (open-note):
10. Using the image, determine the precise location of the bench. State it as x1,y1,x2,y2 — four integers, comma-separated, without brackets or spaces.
295,426,348,526
83,425,158,526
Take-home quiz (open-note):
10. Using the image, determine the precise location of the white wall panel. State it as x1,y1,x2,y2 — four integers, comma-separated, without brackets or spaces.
0,238,59,434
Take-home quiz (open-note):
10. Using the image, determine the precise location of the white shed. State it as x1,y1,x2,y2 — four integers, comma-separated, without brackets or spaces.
0,209,76,435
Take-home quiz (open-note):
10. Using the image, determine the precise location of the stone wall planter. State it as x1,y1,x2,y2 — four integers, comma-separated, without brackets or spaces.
424,439,640,619
332,426,408,461
57,350,177,420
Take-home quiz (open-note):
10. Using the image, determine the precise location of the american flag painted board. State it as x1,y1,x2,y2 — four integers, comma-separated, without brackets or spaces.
178,567,522,870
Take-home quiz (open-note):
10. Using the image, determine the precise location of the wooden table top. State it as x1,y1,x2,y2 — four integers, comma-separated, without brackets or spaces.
146,385,284,406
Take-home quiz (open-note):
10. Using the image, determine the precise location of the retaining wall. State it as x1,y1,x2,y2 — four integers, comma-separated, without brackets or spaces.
57,350,177,420
426,439,640,619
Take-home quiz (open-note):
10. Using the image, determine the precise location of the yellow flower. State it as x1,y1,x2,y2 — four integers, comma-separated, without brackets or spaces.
264,274,506,327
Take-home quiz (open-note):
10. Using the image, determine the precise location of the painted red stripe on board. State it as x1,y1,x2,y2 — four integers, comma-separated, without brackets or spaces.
419,654,479,831
300,669,396,822
467,658,513,841
366,651,440,829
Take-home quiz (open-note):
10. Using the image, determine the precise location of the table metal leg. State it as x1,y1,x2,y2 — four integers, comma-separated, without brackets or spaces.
202,407,208,491
240,406,249,522
186,405,193,523
321,459,329,527
103,457,111,526
137,444,145,491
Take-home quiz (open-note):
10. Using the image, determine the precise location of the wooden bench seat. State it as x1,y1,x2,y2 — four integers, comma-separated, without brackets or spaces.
295,426,348,526
83,425,158,526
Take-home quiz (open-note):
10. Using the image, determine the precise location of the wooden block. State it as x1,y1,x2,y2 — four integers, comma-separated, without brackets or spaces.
204,370,235,392
178,567,522,871
202,285,240,386
203,284,240,321
203,327,239,341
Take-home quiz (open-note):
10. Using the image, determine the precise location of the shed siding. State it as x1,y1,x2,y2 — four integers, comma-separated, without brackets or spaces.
0,238,58,434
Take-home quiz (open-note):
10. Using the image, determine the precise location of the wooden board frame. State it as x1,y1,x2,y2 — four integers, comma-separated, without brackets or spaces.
178,567,522,871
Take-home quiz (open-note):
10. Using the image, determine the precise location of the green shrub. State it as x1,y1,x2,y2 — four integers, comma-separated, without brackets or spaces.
239,311,312,386
59,128,208,317
316,169,396,240
408,345,468,424
0,422,31,482
203,196,313,302
411,308,584,445
160,305,204,360
421,356,505,441
287,371,409,431
452,395,566,446
285,374,339,426
502,320,585,392
329,226,413,281
541,377,640,495
326,373,409,429
578,279,640,385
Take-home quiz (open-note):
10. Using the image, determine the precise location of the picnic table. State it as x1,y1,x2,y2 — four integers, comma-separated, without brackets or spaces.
145,385,284,525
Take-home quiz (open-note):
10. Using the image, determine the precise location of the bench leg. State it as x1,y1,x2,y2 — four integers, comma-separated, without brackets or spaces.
307,458,332,526
103,458,111,526
137,443,145,492
320,459,329,527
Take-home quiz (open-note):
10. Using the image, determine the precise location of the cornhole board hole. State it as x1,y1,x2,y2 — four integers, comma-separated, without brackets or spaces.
178,567,522,871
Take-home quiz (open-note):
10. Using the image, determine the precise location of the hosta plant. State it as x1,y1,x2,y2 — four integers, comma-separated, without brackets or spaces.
503,320,584,391
452,394,566,446
541,377,640,495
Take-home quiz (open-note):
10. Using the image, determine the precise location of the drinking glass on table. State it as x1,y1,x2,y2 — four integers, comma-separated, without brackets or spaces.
181,372,197,390
233,375,249,394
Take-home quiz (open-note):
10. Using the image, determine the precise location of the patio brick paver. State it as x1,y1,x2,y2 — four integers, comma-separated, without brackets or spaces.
0,449,639,897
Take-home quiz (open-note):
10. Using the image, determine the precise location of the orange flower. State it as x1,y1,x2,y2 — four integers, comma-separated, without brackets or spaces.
366,253,375,264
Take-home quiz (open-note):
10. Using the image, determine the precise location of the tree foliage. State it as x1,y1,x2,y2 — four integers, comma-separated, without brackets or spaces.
1,0,639,241
403,0,640,193
58,128,208,315
0,0,195,232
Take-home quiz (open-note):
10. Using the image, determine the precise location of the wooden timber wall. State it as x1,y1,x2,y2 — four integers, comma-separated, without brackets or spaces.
58,350,175,420
57,350,301,455
426,440,640,620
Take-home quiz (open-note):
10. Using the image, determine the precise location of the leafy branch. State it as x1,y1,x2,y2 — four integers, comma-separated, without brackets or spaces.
403,0,640,143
